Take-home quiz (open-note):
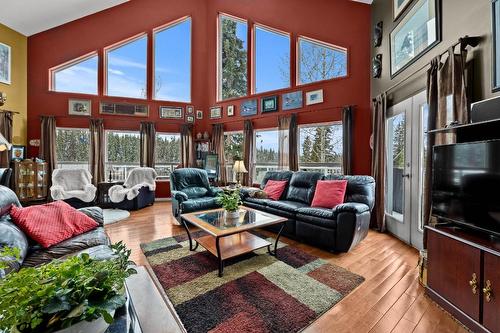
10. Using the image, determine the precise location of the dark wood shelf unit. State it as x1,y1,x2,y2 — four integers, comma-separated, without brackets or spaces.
427,118,500,143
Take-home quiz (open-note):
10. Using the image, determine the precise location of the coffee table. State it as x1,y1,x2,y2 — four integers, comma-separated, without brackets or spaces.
181,206,287,277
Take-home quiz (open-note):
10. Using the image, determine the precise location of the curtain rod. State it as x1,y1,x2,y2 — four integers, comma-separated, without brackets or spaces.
373,35,481,101
0,109,20,115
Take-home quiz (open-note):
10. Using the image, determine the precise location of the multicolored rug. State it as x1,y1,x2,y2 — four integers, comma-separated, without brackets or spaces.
141,231,364,333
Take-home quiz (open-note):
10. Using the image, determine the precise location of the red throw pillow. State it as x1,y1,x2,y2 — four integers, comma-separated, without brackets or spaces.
10,201,99,248
311,180,348,209
263,180,288,201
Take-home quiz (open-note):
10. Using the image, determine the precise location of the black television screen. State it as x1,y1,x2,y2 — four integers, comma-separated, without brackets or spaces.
432,140,500,237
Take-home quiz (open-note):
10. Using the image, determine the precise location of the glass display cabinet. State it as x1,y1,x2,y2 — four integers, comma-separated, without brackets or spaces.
12,159,48,203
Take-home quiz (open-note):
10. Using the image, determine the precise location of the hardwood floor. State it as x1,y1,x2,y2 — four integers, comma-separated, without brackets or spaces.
105,202,468,333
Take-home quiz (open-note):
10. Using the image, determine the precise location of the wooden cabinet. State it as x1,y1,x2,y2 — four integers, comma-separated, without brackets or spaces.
12,159,48,203
426,226,500,333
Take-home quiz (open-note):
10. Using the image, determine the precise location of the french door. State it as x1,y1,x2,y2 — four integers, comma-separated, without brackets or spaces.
385,91,428,250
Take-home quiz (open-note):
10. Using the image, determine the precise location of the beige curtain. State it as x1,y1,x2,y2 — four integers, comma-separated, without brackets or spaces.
140,122,156,168
289,114,299,171
278,116,291,170
342,106,353,175
0,111,13,168
180,124,194,168
211,124,227,185
89,119,105,186
243,120,254,186
40,116,57,186
371,94,386,232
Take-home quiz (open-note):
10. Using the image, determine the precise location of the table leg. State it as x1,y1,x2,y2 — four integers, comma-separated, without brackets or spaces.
181,218,198,251
268,223,285,257
216,236,224,277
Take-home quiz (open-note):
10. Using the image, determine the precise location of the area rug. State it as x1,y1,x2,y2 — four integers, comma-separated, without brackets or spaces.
141,231,364,333
102,208,130,225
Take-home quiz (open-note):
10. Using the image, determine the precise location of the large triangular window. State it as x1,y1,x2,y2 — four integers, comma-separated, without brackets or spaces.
50,53,98,95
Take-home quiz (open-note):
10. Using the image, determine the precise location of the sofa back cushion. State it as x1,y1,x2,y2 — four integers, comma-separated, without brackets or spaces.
285,171,323,204
324,175,375,210
171,168,211,198
260,171,293,200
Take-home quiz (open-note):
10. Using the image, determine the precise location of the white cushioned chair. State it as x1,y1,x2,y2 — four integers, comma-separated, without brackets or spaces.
50,169,97,208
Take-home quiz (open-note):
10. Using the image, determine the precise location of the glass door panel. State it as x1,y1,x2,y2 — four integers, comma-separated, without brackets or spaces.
386,113,406,220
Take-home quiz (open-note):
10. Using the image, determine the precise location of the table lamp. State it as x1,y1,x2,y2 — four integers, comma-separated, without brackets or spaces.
233,160,248,187
0,133,11,152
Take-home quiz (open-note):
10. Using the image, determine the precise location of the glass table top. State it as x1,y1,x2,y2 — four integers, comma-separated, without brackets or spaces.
193,208,280,230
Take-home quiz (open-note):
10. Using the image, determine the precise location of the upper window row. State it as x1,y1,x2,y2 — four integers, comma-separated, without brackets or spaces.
218,14,348,101
50,17,192,102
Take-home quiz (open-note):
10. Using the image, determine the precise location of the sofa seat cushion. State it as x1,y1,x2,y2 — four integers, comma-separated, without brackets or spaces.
266,200,309,213
296,213,338,230
181,197,221,213
245,197,272,206
258,205,296,220
22,227,109,267
297,207,335,220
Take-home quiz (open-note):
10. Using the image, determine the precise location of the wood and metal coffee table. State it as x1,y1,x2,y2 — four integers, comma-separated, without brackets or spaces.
180,206,287,277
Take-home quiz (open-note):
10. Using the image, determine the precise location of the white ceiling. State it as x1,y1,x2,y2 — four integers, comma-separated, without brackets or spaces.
0,0,129,36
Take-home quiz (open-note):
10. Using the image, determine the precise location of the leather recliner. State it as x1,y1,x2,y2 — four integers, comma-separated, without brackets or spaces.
0,168,12,188
170,168,223,221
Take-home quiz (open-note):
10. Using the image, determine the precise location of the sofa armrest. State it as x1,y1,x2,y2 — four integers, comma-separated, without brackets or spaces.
207,187,223,197
172,191,189,203
334,203,371,252
333,202,370,216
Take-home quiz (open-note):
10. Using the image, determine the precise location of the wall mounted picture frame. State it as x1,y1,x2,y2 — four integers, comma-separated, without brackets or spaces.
0,42,11,85
11,145,25,161
282,91,303,110
227,105,235,116
210,106,222,119
261,96,278,113
390,0,441,78
101,102,149,117
159,106,183,119
373,54,383,79
68,99,91,116
305,90,324,105
196,110,203,119
186,115,195,123
240,99,258,116
393,0,413,20
187,106,194,114
373,22,383,47
493,0,500,92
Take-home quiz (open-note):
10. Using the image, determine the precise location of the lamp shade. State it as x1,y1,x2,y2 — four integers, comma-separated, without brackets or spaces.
0,133,11,152
233,160,248,173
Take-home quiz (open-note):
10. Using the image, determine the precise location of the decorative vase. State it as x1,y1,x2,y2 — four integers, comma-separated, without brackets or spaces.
203,131,209,140
196,132,202,140
226,210,240,219
55,310,115,333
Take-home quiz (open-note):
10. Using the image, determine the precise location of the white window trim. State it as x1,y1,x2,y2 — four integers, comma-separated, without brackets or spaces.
49,52,98,95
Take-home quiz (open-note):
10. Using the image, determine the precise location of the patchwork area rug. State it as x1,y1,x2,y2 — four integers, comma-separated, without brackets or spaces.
141,231,365,333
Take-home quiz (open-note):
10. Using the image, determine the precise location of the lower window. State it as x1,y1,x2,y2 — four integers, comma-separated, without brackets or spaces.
224,131,244,182
56,128,90,170
155,133,181,180
105,130,140,181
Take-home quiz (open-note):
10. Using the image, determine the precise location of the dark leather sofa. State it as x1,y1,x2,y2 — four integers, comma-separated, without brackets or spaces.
0,185,113,278
242,171,375,252
0,168,12,188
170,168,222,221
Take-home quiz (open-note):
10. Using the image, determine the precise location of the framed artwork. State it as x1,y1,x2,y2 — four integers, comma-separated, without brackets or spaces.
227,105,235,116
493,0,500,92
240,99,258,116
0,42,11,85
68,99,91,116
261,96,278,113
305,90,324,105
11,145,25,161
186,115,195,123
100,102,149,117
210,106,222,119
393,0,413,20
282,91,303,110
187,106,194,114
390,0,440,78
159,106,183,119
196,110,203,119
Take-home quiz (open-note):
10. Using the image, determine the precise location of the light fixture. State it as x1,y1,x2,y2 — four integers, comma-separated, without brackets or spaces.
233,160,248,187
0,133,12,152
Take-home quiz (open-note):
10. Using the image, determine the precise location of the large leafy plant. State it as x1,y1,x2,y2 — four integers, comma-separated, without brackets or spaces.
0,242,136,333
216,190,242,212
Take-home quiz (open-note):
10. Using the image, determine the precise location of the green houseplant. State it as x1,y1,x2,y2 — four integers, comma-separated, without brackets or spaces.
216,190,242,219
0,242,136,333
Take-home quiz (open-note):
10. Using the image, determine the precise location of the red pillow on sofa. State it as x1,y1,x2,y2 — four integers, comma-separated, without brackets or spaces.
10,201,99,248
263,180,288,201
311,180,348,209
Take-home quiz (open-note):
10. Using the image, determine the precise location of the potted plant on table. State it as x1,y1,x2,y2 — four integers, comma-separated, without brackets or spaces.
0,242,136,333
216,189,242,219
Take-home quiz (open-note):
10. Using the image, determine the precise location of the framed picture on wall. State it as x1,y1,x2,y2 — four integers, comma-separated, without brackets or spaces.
282,91,303,110
159,106,183,119
390,0,441,78
240,99,258,116
186,115,195,123
68,99,91,116
210,106,222,119
261,96,278,113
305,89,324,105
196,110,203,119
0,42,11,85
227,105,235,116
187,106,194,114
493,0,500,92
393,0,413,20
11,145,25,161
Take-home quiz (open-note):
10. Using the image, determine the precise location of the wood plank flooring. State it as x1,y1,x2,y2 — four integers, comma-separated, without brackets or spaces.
105,202,469,333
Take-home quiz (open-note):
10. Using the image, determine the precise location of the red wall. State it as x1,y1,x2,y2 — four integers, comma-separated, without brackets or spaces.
27,0,371,197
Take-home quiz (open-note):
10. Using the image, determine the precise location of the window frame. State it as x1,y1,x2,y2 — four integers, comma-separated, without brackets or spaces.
49,52,99,95
296,35,349,86
152,16,192,103
55,127,91,170
252,23,291,95
104,129,141,180
217,13,249,102
103,33,149,100
154,131,181,180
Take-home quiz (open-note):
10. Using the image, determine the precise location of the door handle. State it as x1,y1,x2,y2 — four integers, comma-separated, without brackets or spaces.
469,273,478,294
483,280,493,303
401,173,410,178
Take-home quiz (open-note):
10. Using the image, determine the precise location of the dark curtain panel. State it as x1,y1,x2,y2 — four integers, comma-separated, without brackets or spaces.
140,122,156,168
278,116,291,170
371,94,386,232
289,114,299,171
89,118,105,186
342,106,353,175
0,111,13,168
180,124,194,168
39,116,57,186
243,120,254,186
211,123,227,185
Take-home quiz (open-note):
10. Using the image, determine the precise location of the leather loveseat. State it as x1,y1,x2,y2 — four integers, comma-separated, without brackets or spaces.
242,171,375,252
0,185,113,278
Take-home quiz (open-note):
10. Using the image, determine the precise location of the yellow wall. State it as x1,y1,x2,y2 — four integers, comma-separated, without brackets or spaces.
0,23,27,145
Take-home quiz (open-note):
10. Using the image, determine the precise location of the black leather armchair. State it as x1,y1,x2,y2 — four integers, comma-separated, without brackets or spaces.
0,168,12,188
170,168,222,221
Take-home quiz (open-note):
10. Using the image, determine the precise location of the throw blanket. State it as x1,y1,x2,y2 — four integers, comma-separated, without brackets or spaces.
108,168,157,203
50,169,97,202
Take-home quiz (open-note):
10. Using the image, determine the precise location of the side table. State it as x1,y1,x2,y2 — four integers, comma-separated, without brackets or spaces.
97,181,123,208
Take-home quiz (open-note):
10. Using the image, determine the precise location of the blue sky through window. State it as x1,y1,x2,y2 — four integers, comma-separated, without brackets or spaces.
106,35,147,99
256,130,279,161
298,38,347,84
154,18,191,102
255,26,290,93
54,56,98,94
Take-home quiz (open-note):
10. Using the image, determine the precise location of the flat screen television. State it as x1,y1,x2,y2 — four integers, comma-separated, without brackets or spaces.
432,140,500,237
